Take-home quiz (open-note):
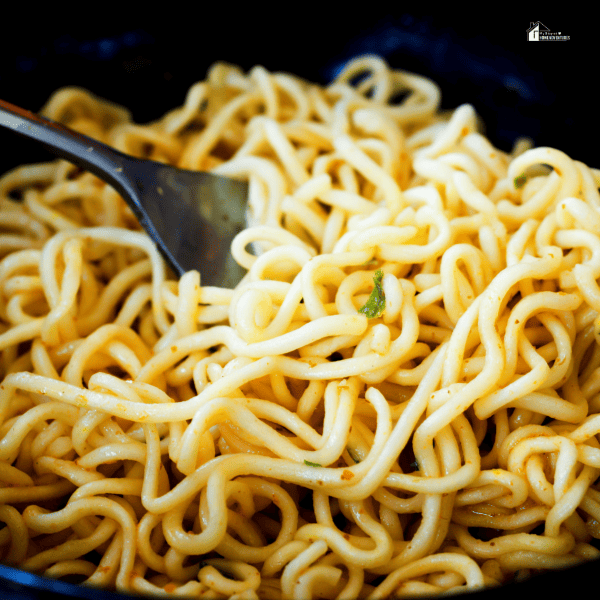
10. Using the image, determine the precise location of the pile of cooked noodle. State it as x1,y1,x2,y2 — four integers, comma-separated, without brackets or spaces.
1,54,600,599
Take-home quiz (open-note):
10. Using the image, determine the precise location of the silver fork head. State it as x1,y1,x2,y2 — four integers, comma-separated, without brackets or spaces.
132,160,249,286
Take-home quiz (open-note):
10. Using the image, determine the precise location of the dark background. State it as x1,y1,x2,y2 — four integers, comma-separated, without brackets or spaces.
0,12,594,168
0,9,596,600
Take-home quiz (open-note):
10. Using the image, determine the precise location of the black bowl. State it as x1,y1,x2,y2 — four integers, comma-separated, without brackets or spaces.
0,12,595,599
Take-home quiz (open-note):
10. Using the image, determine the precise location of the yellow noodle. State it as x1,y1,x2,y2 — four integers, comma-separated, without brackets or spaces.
0,55,599,598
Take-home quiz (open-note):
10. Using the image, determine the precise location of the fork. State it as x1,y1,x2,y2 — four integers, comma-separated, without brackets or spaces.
0,98,249,288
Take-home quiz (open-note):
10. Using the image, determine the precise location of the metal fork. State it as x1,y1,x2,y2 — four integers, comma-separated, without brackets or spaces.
0,99,248,288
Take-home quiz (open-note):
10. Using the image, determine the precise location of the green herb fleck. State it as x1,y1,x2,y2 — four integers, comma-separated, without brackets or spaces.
358,270,385,318
361,258,378,266
514,173,526,189
347,448,361,463
304,460,322,467
410,460,420,471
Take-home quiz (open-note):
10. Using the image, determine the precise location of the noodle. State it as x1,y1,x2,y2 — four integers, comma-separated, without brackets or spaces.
1,54,599,598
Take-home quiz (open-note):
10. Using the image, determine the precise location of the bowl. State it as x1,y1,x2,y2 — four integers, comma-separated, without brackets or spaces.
0,12,595,599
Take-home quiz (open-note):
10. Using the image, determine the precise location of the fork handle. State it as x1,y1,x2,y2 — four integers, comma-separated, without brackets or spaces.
0,98,141,213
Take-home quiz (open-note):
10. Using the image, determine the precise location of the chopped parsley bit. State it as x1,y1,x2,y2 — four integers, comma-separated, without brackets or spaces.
347,448,361,463
358,270,386,318
410,460,420,471
304,460,322,467
361,258,378,266
514,173,527,189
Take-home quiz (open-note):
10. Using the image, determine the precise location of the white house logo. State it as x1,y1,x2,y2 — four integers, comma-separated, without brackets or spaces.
527,21,570,41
